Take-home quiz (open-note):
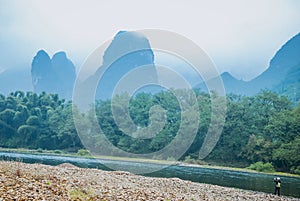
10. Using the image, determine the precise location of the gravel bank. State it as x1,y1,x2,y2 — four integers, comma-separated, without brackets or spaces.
0,161,299,201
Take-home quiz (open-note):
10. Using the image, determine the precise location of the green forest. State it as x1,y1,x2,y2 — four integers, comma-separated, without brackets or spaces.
0,90,299,174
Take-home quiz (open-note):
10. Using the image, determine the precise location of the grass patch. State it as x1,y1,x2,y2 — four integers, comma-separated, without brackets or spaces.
68,188,96,201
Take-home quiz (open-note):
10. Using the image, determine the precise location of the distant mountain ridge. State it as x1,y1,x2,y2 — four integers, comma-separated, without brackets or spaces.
31,50,76,99
248,32,300,95
0,32,299,102
195,32,300,101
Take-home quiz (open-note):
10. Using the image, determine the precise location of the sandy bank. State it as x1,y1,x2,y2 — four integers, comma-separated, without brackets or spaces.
0,161,298,201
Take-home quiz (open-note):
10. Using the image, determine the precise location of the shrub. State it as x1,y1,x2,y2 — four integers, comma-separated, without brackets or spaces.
54,150,62,154
37,148,43,153
77,149,90,156
247,161,275,172
291,166,300,175
184,156,207,165
167,157,176,161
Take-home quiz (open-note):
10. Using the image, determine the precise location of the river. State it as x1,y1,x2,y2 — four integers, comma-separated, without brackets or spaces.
0,152,299,198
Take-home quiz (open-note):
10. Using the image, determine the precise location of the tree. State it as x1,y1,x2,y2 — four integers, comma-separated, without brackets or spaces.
17,125,37,148
273,137,300,172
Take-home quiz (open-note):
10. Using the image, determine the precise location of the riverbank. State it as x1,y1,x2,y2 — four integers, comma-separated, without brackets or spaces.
178,162,300,178
0,161,299,201
1,147,299,179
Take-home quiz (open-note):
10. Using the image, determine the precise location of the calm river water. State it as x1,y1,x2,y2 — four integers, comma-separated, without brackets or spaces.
0,152,299,198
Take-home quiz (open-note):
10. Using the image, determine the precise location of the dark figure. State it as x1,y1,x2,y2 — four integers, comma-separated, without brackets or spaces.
274,177,281,196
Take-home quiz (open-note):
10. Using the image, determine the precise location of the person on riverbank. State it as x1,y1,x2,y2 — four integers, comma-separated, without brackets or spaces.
274,177,281,196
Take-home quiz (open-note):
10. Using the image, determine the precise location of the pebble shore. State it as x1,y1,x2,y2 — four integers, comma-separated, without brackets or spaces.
0,161,299,201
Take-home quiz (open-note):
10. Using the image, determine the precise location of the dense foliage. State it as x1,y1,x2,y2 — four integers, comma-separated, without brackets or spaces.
0,90,299,174
0,91,82,151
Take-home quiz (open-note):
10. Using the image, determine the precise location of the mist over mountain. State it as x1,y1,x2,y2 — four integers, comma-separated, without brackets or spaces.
0,68,32,94
81,31,158,100
248,32,300,95
195,72,247,95
195,32,300,101
0,32,299,102
31,50,76,99
275,62,300,102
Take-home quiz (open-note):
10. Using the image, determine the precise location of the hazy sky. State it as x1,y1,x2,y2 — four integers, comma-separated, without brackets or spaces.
0,0,299,80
